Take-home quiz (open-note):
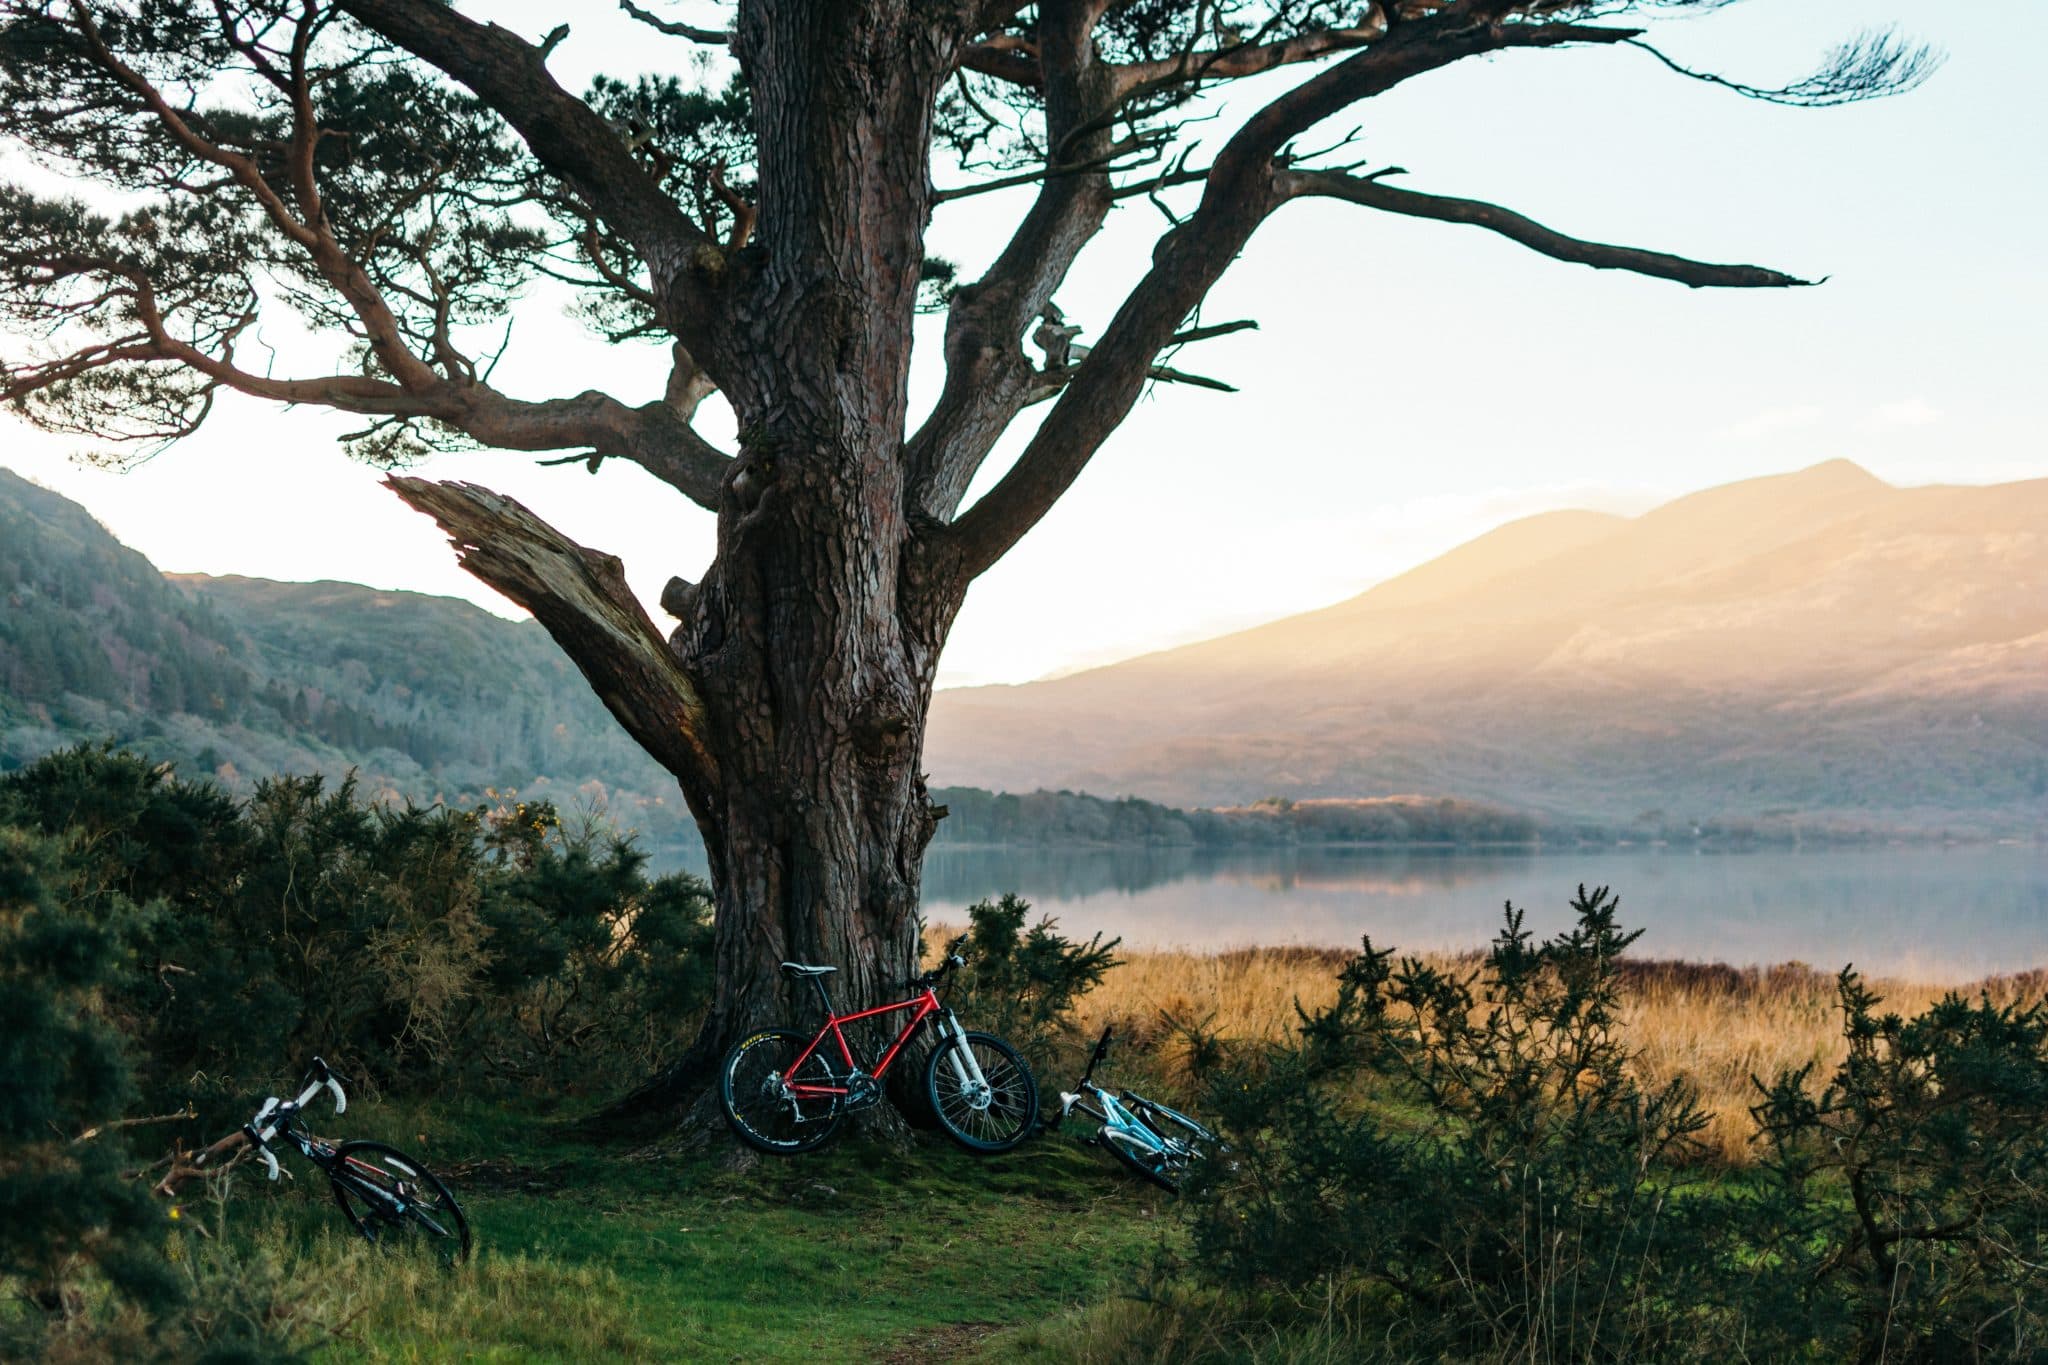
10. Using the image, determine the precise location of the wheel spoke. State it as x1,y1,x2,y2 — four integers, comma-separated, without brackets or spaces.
330,1143,469,1264
722,1029,847,1154
928,1033,1037,1153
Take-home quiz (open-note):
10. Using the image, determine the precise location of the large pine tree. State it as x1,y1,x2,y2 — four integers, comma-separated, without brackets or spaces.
0,1,1929,1122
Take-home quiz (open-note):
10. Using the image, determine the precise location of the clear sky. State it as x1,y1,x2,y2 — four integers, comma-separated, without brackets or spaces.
3,1,2042,687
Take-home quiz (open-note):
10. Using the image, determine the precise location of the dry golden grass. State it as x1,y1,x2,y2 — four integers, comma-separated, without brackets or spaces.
932,925,2048,1164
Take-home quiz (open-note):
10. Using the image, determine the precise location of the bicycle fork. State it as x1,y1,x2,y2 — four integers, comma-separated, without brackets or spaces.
935,1011,993,1100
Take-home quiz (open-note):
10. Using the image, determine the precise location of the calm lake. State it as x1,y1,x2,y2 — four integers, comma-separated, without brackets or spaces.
921,844,2048,981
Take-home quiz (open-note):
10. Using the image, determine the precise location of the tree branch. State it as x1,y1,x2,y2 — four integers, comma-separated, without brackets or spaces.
960,35,1041,87
1279,169,1816,288
616,1,730,46
1626,29,1941,108
1110,18,1389,101
0,240,731,503
944,17,1641,576
70,2,440,395
906,0,1118,520
387,478,719,791
333,0,726,350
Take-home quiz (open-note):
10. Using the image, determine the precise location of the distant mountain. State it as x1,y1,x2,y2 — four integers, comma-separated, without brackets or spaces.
0,467,702,865
926,461,2048,836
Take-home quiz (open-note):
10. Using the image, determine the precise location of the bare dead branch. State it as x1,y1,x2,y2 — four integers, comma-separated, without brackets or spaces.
1280,169,1816,288
387,478,720,790
73,1105,197,1145
150,1129,255,1198
617,1,730,46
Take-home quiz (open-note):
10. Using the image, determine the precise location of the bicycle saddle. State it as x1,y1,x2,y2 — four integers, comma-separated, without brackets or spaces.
780,961,837,978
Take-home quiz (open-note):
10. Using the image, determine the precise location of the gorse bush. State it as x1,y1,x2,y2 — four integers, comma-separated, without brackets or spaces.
0,745,717,1126
1179,887,2048,1363
0,825,178,1342
0,822,323,1363
1744,970,2048,1361
1188,888,1727,1361
1,745,719,1355
941,892,1121,1060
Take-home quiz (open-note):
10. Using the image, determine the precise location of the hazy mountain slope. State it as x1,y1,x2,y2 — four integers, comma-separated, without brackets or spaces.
926,461,2048,833
0,467,250,723
0,468,699,862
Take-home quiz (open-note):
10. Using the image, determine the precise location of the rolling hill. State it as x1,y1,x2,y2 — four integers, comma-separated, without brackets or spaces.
0,466,702,864
926,461,2048,836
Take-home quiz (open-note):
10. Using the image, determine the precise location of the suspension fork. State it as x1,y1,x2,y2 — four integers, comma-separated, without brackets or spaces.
935,1009,992,1092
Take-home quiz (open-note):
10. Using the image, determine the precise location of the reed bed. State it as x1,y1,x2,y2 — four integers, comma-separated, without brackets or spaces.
936,925,2046,1163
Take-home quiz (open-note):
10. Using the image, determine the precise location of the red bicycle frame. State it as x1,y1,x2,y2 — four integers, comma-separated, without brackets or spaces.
782,985,942,1100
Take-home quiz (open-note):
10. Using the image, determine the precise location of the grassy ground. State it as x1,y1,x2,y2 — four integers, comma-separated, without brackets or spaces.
37,937,2039,1361
186,1096,1175,1363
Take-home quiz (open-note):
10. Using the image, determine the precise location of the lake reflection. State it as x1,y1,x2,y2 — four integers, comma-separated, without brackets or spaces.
921,844,2048,981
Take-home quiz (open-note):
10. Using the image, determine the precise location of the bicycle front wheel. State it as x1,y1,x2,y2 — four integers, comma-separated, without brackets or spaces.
1101,1125,1181,1192
925,1030,1038,1154
328,1140,472,1264
720,1028,848,1155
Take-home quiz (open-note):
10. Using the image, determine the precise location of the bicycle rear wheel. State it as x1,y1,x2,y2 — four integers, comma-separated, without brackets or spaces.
1130,1097,1217,1151
720,1028,848,1154
1101,1126,1181,1192
328,1140,472,1264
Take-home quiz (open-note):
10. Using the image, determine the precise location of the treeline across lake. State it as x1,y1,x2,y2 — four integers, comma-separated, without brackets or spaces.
927,786,1907,849
931,787,1542,847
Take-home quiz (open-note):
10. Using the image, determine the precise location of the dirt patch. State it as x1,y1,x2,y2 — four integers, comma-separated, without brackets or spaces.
881,1321,1004,1363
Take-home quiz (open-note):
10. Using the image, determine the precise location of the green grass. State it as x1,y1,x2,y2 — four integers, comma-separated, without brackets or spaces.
183,1097,1177,1363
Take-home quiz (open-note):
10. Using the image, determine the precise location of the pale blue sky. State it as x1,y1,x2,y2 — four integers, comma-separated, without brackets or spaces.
3,1,2041,685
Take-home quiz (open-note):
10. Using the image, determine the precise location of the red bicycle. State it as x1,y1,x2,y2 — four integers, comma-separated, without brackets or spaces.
718,935,1038,1155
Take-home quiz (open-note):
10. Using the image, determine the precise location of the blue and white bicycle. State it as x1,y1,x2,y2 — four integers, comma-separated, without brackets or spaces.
1051,1027,1219,1192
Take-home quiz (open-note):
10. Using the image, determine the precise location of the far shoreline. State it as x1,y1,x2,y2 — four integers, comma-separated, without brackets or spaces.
927,831,2038,854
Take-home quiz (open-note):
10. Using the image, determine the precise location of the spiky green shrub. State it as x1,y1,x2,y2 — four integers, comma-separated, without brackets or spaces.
1184,887,1734,1360
1744,970,2048,1361
0,746,716,1122
1178,886,2048,1361
942,892,1122,1060
0,825,325,1362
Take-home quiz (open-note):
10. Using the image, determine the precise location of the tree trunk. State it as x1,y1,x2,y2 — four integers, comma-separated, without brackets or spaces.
381,2,981,1136
601,447,961,1129
389,461,960,1136
596,0,965,1130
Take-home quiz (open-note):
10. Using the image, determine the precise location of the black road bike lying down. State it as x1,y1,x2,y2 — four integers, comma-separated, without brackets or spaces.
190,1058,472,1264
1050,1027,1220,1192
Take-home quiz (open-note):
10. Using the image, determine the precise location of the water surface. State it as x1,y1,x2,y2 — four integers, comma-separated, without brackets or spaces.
921,844,2048,981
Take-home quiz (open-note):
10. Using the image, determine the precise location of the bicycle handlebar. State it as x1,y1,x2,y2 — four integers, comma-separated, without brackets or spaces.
907,936,971,990
234,1057,349,1181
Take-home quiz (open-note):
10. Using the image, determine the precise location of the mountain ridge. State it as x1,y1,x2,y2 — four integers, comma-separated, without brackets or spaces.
926,460,2048,834
5,461,2042,845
